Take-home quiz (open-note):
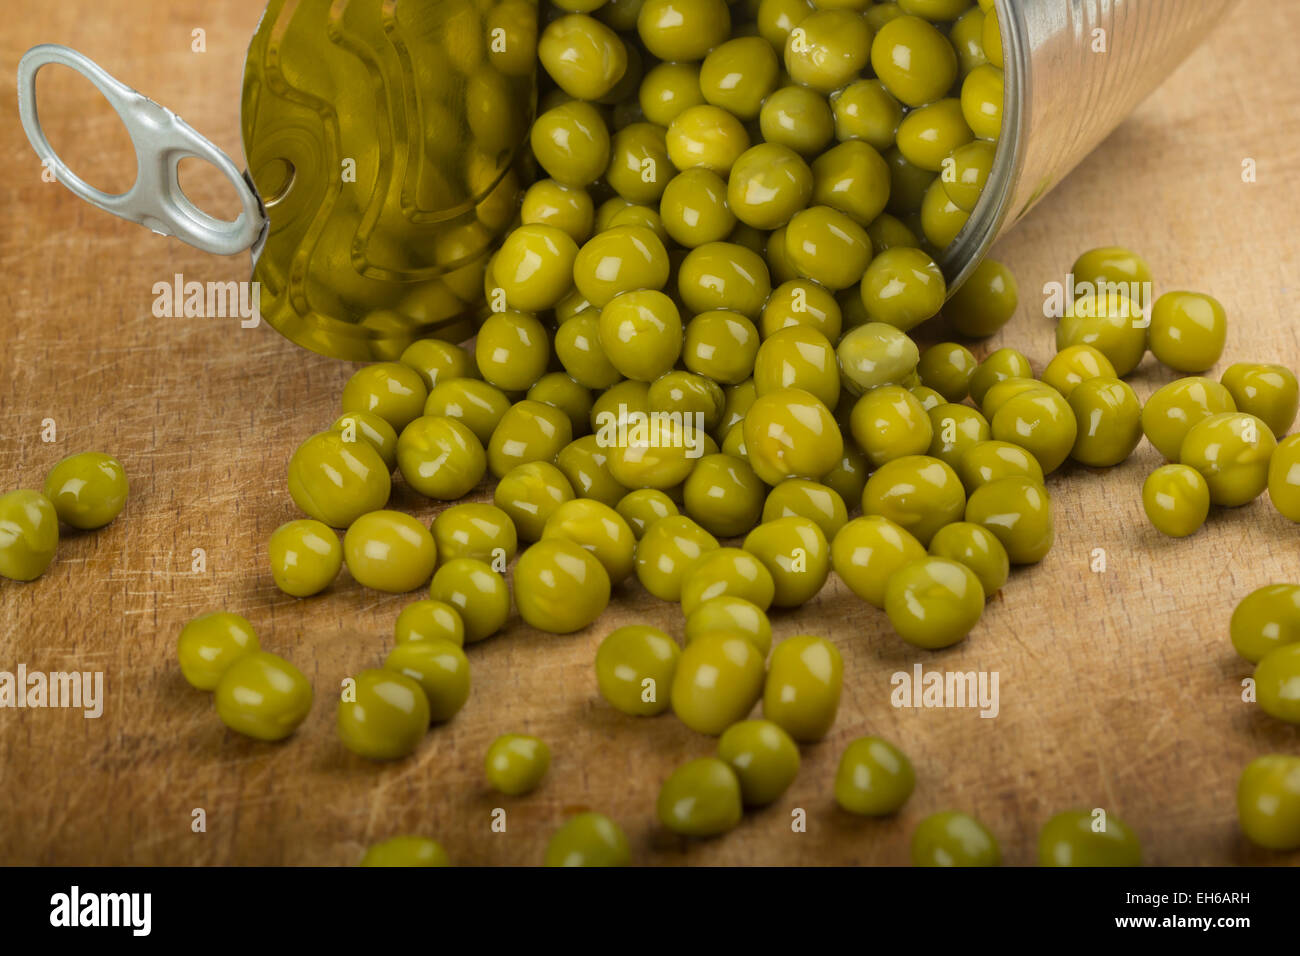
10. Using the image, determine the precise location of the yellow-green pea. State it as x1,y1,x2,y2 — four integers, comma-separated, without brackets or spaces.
1041,344,1116,398
885,556,984,649
1141,376,1237,461
947,258,1019,339
343,510,437,593
1068,377,1142,467
762,634,842,742
742,516,830,608
424,378,511,447
178,612,259,691
493,462,575,542
916,343,977,403
850,385,933,468
484,734,551,795
616,488,679,538
214,651,312,742
539,14,628,101
360,836,452,867
431,502,517,566
957,440,1044,493
1269,434,1300,522
968,347,1033,406
341,362,429,433
964,476,1053,564
1237,755,1300,851
670,631,766,734
476,311,552,391
596,624,680,716
397,415,487,500
337,668,430,759
831,514,926,608
545,812,631,866
1179,412,1275,507
927,402,991,470
399,339,477,391
762,478,847,540
862,454,966,546
514,538,611,633
742,387,843,485
684,596,772,657
1055,292,1146,378
395,599,465,647
683,453,765,538
488,400,574,479
822,444,871,505
1069,246,1153,304
657,757,744,838
990,388,1078,475
834,736,915,815
1038,809,1142,866
542,498,637,584
1148,291,1227,373
429,558,510,643
680,547,776,615
268,519,342,597
0,490,58,581
604,417,697,492
529,372,594,439
332,411,399,472
383,639,471,722
1141,464,1209,538
288,431,391,529
1231,584,1300,664
717,719,800,806
1221,363,1299,439
41,452,128,530
960,62,1003,141
928,521,1008,598
634,514,719,600
1254,643,1300,724
911,812,1002,866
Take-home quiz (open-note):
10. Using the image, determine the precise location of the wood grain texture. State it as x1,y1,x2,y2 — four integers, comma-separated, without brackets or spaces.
1,0,1298,866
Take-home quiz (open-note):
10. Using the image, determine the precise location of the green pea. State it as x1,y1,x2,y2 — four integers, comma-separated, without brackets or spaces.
1055,293,1146,377
288,431,391,529
1148,291,1226,373
859,247,945,332
1221,363,1299,439
1141,464,1209,538
870,14,957,107
515,539,611,633
341,362,429,432
1231,584,1300,663
684,597,773,657
683,453,766,538
343,510,438,593
634,515,719,601
360,836,451,867
424,378,512,447
917,343,977,402
528,372,594,439
214,651,312,742
0,490,59,581
657,757,744,837
851,386,933,468
679,547,776,615
911,812,1001,866
762,479,847,540
762,635,842,742
671,631,766,734
957,440,1044,493
862,455,965,546
742,516,831,608
1254,643,1300,724
429,558,510,643
494,461,575,542
1269,435,1300,522
965,476,1053,564
928,521,1008,598
338,668,430,759
831,514,925,608
926,402,991,471
596,625,680,716
885,556,984,649
834,736,915,815
383,639,471,722
1237,755,1300,851
968,347,1033,406
485,734,551,795
717,719,800,806
545,812,631,866
399,338,477,391
1141,376,1237,461
1179,412,1275,507
268,519,342,597
542,498,637,584
616,488,678,538
395,599,465,647
947,259,1018,339
1038,809,1142,866
475,311,552,391
488,400,574,480
178,611,260,691
431,502,517,567
836,322,921,394
1041,344,1116,399
42,452,128,530
990,388,1078,475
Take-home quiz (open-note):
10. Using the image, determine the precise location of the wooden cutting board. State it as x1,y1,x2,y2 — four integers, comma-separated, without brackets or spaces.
2,0,1298,866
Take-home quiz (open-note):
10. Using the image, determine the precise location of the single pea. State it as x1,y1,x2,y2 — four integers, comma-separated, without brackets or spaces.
665,104,751,176
1070,246,1153,305
429,558,510,643
785,205,873,292
761,279,842,341
288,432,391,528
684,596,773,657
758,0,814,47
1230,584,1300,663
811,140,892,228
727,143,814,231
968,347,1033,406
0,490,59,581
395,599,465,647
1221,363,1299,439
341,362,429,433
574,225,670,307
545,812,631,866
897,99,973,173
337,668,430,760
1041,344,1116,398
657,757,744,837
761,85,836,157
700,35,779,119
542,498,637,584
531,100,611,187
743,516,830,608
268,519,342,597
831,514,926,607
671,631,766,734
885,556,984,649
991,388,1078,475
870,14,956,107
598,289,683,382
762,634,842,742
1179,412,1275,507
834,736,915,815
1141,376,1237,461
1056,292,1146,377
755,326,840,409
920,177,971,249
866,213,921,255
397,415,487,500
717,719,800,806
960,60,1004,142
639,61,705,127
965,476,1053,564
929,521,1008,598
606,417,696,493
398,339,475,395
383,638,471,722
616,488,678,538
484,734,551,796
515,538,611,633
916,343,977,403
1237,755,1300,851
41,452,128,530
681,453,764,538
743,387,843,486
683,310,760,385
555,314,622,390
850,386,932,468
214,651,312,742
493,462,575,542
719,380,759,440
475,311,550,392
1269,434,1300,521
1146,291,1227,373
982,4,1004,67
521,179,595,244
661,168,736,249
860,247,945,332
1255,643,1300,724
680,547,777,615
178,612,260,691
762,479,847,540
939,138,995,212
360,836,451,867
648,370,727,432
332,411,399,472
678,241,772,319
910,385,945,411
557,435,628,508
911,812,1002,866
863,455,965,546
431,502,517,567
830,79,902,152
1068,377,1142,467
635,514,719,600
947,258,1019,338
1038,809,1142,867
529,373,594,439
1141,464,1210,539
424,378,511,447
637,0,730,60
488,400,573,479
926,402,990,470
595,624,680,716
540,13,627,101
605,123,673,205
783,9,871,92
836,322,920,394
343,510,437,593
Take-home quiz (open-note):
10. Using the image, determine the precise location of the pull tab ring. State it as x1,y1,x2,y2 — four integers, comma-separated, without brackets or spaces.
16,44,266,257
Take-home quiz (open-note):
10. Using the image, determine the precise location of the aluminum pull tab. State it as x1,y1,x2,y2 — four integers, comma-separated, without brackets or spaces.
16,44,266,257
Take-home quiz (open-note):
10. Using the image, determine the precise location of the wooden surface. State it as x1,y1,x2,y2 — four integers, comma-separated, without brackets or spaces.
2,0,1299,867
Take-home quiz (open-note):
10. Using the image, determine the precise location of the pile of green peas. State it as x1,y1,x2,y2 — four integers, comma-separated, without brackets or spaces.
0,451,128,582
